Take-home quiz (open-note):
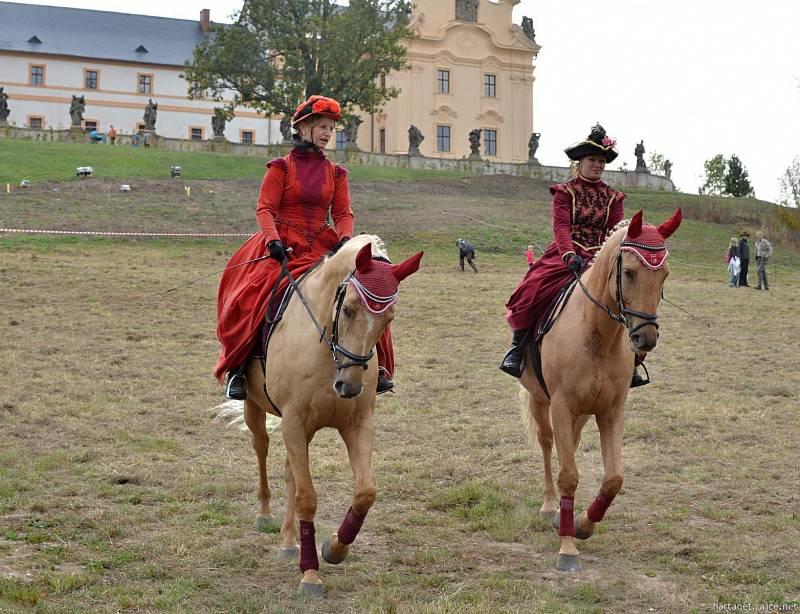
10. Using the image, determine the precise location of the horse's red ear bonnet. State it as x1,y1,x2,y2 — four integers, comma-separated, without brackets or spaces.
621,208,681,270
355,243,374,274
392,251,423,282
350,245,424,314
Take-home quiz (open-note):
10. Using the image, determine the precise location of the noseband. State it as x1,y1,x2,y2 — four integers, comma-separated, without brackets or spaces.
575,244,661,338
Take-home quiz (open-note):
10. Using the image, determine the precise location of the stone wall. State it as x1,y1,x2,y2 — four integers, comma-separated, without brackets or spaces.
0,126,675,191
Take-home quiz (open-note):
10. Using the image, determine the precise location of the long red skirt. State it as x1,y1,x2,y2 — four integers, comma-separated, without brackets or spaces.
505,242,595,331
214,230,393,382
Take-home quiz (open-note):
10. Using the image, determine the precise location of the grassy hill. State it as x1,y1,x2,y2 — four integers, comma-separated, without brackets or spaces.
1,138,799,612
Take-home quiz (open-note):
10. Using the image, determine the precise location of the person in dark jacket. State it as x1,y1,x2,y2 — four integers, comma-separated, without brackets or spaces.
737,230,750,286
456,238,478,273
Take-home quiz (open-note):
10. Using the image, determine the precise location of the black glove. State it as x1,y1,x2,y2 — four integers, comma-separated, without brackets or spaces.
328,236,350,256
267,240,288,264
566,253,583,275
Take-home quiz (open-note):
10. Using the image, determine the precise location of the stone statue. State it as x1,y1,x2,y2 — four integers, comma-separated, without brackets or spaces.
468,128,482,158
69,95,85,127
211,107,227,138
455,0,479,22
634,140,648,172
0,87,9,123
279,116,292,143
408,124,424,156
143,98,158,131
663,159,673,180
344,116,361,150
527,132,540,162
521,16,536,42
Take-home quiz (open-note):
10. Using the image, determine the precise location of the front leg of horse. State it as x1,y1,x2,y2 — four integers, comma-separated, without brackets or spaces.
278,456,299,559
243,400,279,532
552,409,582,572
322,422,376,565
283,431,324,598
574,414,625,541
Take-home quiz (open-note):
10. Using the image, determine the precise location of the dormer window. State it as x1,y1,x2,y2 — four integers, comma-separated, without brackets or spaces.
135,45,148,53
27,36,42,44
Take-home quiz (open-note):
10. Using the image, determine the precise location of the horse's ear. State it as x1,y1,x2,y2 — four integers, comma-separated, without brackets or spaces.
392,251,424,282
657,207,682,239
355,243,373,273
627,210,643,239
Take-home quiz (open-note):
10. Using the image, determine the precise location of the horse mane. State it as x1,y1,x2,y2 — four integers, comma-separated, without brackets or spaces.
589,219,631,267
327,234,389,264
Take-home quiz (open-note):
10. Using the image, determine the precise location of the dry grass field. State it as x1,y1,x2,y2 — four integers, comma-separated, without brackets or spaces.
1,175,799,613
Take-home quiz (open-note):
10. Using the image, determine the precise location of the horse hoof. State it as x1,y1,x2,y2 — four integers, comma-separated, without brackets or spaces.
298,581,325,598
540,510,557,524
254,514,280,532
553,512,593,539
321,535,348,565
556,553,582,572
277,546,299,560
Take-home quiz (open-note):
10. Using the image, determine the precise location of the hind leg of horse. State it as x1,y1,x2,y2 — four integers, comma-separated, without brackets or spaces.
551,403,582,571
322,418,376,565
575,413,624,541
243,400,278,531
529,396,558,521
282,422,322,596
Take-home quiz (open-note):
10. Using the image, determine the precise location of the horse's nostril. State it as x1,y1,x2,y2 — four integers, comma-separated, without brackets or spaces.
334,381,344,395
631,333,641,346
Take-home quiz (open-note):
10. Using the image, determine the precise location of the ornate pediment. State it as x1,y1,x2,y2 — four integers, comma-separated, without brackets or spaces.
431,105,458,120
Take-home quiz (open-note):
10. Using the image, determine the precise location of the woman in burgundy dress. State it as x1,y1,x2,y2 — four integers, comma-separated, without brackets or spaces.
216,95,395,399
501,124,647,386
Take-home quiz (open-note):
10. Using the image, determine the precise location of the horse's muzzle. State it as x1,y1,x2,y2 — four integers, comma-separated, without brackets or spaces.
629,327,658,353
334,379,363,399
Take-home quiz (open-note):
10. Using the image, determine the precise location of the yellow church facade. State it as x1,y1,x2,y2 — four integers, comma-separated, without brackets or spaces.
355,0,539,163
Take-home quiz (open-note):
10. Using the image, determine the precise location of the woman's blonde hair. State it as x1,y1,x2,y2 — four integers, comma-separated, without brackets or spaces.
730,237,738,246
569,161,580,178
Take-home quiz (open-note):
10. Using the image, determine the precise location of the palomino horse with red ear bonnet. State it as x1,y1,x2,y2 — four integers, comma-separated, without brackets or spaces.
230,235,422,597
518,208,681,572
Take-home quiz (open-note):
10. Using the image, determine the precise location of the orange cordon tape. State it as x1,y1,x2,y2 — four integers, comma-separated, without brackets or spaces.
0,228,252,237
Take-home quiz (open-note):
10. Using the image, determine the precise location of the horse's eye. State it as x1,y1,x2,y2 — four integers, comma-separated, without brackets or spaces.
342,306,353,318
623,269,635,279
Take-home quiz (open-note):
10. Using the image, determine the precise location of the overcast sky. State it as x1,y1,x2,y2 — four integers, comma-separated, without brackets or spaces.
13,0,800,202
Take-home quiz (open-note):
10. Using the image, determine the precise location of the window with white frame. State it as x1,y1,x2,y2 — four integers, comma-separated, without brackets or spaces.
484,129,497,156
436,125,451,152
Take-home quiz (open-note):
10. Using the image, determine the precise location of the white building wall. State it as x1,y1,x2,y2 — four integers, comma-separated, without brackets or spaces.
0,53,282,145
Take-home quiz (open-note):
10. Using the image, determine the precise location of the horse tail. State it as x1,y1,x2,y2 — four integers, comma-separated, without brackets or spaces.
519,386,536,444
212,400,282,433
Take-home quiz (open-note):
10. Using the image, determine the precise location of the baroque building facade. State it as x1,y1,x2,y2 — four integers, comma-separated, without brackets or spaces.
0,3,280,144
355,0,539,162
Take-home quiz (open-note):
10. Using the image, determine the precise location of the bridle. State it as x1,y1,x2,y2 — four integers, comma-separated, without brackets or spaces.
574,241,662,338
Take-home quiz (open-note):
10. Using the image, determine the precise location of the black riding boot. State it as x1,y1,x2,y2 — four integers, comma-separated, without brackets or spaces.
377,368,394,394
225,361,248,400
499,328,531,378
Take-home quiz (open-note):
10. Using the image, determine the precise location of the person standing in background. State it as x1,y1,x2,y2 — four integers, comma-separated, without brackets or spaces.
737,231,750,286
754,230,774,290
108,125,117,145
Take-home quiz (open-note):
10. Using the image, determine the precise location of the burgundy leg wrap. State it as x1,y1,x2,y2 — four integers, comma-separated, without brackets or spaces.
337,507,367,546
298,520,319,572
558,496,575,537
587,490,615,523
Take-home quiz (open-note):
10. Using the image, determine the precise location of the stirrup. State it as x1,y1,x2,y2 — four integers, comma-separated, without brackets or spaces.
630,363,650,388
225,372,247,400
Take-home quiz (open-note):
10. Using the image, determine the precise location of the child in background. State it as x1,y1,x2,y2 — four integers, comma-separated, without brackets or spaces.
525,244,536,268
726,237,740,287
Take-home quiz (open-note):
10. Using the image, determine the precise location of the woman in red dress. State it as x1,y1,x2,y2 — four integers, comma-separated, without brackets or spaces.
501,124,645,385
215,95,395,399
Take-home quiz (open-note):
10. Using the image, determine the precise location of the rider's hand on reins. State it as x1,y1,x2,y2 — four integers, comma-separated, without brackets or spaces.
567,253,583,275
268,240,290,265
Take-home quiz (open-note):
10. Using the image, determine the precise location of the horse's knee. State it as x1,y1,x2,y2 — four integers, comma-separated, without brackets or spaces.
557,470,579,495
603,474,623,498
294,487,317,520
353,486,376,513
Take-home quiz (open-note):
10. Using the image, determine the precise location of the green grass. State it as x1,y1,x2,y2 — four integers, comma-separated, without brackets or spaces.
0,138,463,183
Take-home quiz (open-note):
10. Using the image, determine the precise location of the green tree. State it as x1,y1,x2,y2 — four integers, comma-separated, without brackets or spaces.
724,154,754,197
701,154,726,195
778,156,800,207
183,0,413,120
647,151,665,174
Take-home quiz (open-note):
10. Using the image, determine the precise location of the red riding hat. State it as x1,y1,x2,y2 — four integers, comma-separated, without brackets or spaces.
291,95,342,127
